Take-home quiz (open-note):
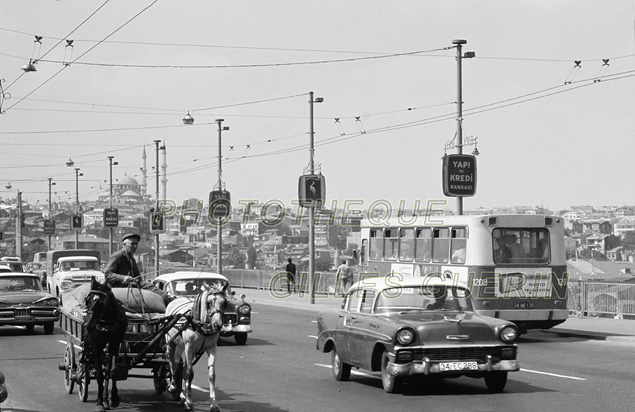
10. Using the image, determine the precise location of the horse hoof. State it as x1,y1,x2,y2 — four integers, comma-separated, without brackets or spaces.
184,400,194,411
210,405,221,412
111,395,120,408
95,405,106,412
103,399,111,410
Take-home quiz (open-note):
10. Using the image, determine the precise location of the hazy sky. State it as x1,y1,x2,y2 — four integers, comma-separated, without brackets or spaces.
1,0,634,213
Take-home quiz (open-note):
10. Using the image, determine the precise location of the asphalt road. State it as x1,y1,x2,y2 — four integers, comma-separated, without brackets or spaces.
1,306,635,412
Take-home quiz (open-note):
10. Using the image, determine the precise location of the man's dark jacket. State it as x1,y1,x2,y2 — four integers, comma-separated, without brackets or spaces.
104,248,140,287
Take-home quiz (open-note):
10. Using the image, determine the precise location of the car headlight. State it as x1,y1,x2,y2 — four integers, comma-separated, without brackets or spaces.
40,298,59,306
396,328,415,345
60,280,73,290
499,325,518,343
238,304,251,315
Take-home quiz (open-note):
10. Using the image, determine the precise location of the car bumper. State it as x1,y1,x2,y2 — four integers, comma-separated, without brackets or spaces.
0,309,60,325
221,324,252,334
386,357,519,377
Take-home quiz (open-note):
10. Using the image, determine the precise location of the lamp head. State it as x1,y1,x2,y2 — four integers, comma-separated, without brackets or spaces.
182,112,194,125
66,158,75,167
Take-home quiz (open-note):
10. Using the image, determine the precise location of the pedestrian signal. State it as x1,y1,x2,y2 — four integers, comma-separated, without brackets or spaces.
298,174,326,207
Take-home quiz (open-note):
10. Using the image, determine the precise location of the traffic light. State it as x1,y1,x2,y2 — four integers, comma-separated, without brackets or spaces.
150,212,165,233
70,214,83,231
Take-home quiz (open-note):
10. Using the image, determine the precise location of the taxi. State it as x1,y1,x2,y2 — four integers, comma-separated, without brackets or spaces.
316,276,519,393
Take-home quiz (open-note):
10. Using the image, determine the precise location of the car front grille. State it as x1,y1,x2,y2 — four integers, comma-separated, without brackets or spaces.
405,346,512,363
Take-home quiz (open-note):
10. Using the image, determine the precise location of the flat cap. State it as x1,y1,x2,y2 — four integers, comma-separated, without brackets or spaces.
122,233,141,243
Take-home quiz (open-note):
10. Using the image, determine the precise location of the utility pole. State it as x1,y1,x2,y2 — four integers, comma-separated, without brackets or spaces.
451,39,474,215
453,39,466,216
308,92,323,304
215,119,229,275
154,140,161,278
16,191,22,259
108,156,115,256
74,168,81,248
48,178,54,251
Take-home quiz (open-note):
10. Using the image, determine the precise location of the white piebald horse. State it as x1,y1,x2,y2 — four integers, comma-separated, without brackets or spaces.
165,282,228,412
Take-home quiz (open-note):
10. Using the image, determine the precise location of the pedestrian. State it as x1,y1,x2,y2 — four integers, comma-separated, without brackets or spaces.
104,233,169,303
336,259,352,296
285,258,296,293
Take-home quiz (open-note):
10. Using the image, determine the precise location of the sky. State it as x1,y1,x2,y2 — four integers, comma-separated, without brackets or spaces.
1,0,634,214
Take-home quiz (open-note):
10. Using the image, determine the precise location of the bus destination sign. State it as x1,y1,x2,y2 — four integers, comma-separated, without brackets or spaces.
442,154,477,197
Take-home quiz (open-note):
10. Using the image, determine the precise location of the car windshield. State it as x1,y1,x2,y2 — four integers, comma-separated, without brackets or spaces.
169,279,229,296
60,260,98,271
374,285,471,313
0,276,43,292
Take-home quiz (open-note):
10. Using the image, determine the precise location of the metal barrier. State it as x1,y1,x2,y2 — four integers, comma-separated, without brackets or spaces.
147,266,635,319
568,280,635,317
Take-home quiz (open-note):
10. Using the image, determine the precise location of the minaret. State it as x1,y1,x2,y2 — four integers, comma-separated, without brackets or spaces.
161,142,167,200
141,146,147,197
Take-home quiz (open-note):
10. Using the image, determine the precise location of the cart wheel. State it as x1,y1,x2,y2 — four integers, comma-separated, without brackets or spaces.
76,364,90,402
64,342,75,394
153,365,169,394
171,362,183,401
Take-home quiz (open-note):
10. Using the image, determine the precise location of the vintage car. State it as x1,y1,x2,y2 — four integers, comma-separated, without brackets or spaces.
0,272,60,334
153,271,252,345
47,255,104,304
316,276,520,393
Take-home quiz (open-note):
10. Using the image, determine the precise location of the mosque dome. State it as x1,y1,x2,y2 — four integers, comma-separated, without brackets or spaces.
119,175,139,186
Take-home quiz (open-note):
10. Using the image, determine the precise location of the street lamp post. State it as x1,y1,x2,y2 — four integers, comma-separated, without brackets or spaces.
48,178,55,251
215,119,229,275
74,168,82,248
154,140,162,278
308,91,323,304
108,156,117,256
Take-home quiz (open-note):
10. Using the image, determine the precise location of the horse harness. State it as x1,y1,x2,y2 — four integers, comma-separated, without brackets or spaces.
190,290,226,336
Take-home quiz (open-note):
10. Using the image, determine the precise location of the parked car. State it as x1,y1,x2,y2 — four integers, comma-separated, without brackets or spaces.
0,272,60,334
47,256,104,304
0,257,21,263
316,276,520,393
153,271,252,345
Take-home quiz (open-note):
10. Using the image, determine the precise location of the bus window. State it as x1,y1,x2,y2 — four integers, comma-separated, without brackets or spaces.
369,229,383,260
450,227,467,264
493,228,550,265
432,228,450,263
399,228,414,261
415,228,432,262
385,228,399,261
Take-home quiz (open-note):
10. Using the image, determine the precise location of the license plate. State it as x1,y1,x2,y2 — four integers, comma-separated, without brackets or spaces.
439,361,478,371
514,302,535,309
15,316,33,322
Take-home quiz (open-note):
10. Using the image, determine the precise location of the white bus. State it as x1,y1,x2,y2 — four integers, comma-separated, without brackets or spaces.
358,214,568,332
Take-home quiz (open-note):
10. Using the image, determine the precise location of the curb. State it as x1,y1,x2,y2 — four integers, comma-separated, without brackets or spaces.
542,328,635,344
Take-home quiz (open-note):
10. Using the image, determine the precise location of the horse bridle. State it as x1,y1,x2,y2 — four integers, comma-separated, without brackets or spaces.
196,291,226,336
85,289,117,331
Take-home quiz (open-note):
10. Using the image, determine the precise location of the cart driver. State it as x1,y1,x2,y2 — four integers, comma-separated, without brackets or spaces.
104,233,169,304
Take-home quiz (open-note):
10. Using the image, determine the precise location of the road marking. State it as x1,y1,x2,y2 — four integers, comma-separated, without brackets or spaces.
191,384,208,392
520,368,586,381
58,340,82,350
316,363,585,381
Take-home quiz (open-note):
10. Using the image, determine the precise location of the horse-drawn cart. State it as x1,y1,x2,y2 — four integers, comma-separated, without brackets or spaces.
57,284,189,405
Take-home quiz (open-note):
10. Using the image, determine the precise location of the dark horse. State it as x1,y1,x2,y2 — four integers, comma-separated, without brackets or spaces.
82,277,128,412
